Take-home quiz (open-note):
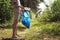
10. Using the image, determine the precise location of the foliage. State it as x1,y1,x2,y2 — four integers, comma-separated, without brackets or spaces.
50,0,60,21
20,0,40,12
36,0,60,35
38,0,60,22
0,0,13,24
40,22,60,35
37,8,50,22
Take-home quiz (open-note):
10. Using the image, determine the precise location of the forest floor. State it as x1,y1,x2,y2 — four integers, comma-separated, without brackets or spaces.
0,20,60,40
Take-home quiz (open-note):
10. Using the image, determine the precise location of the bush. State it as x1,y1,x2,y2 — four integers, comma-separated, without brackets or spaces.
37,8,50,22
38,0,60,22
0,0,13,27
50,0,60,21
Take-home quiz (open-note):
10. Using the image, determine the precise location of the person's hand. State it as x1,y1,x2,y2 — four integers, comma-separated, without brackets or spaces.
24,7,30,11
21,7,24,11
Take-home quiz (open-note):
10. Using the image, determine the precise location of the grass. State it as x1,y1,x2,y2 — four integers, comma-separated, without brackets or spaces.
25,21,60,40
0,20,60,40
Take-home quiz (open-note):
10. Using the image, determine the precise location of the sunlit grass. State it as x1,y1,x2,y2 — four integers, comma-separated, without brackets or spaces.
0,29,12,38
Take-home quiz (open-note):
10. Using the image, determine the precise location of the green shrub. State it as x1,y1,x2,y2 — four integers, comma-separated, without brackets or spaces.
37,8,50,22
0,0,13,27
38,0,60,22
47,0,60,22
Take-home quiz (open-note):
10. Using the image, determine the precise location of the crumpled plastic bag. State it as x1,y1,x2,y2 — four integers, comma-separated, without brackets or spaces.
21,10,30,28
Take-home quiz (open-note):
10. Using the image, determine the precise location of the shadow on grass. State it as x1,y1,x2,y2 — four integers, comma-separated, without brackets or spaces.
17,26,26,31
0,25,26,32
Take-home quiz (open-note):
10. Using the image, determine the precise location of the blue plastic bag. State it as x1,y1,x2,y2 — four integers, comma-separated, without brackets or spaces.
21,10,30,28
